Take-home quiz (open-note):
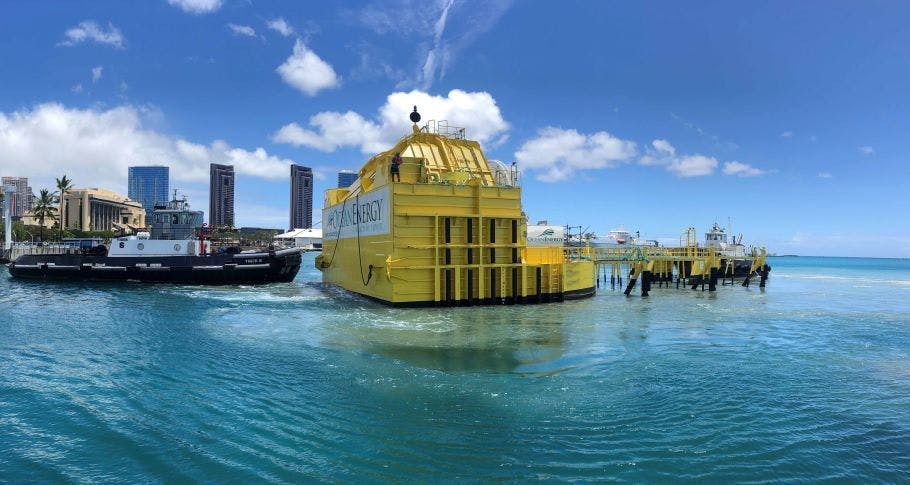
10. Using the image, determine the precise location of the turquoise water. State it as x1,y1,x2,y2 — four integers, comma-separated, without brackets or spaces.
2,255,909,481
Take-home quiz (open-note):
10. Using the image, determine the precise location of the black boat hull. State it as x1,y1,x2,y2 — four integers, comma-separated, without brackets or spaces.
679,259,761,279
720,259,755,278
8,248,301,284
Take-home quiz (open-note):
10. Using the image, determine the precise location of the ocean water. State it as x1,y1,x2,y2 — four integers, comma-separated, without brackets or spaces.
1,255,909,482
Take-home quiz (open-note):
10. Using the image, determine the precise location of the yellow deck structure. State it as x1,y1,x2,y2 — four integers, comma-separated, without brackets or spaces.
316,110,597,306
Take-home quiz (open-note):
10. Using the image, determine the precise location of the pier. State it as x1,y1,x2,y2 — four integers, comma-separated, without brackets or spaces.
574,231,768,297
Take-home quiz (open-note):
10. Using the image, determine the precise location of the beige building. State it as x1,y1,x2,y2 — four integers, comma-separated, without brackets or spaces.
61,188,146,232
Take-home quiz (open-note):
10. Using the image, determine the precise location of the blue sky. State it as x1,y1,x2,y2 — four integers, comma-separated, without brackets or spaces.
1,0,908,256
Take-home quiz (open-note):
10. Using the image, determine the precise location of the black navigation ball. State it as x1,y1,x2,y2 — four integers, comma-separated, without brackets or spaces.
410,106,421,123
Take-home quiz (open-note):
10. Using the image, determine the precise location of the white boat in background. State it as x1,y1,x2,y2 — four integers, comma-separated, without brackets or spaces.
704,222,746,258
608,225,632,244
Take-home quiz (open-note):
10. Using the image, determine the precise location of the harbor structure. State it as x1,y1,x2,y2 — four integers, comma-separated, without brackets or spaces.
60,188,146,232
274,228,322,250
209,163,234,227
317,108,770,305
150,192,204,240
316,108,597,306
0,176,34,218
337,170,357,188
127,166,169,226
289,164,313,230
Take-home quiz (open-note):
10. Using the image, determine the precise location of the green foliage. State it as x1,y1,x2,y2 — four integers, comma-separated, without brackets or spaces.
55,174,73,241
30,188,57,241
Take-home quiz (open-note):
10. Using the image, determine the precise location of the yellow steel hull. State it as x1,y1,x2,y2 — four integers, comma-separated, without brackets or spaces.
317,180,596,306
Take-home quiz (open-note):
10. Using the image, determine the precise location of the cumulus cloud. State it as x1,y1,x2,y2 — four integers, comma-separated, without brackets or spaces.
276,40,339,96
638,139,718,177
91,66,103,83
0,103,295,194
167,0,222,14
60,21,124,49
667,155,718,177
722,161,765,177
514,127,637,182
267,17,294,36
227,23,257,37
273,89,508,154
858,145,874,155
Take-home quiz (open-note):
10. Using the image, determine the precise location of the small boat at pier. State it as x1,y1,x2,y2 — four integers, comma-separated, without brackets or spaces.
704,222,752,278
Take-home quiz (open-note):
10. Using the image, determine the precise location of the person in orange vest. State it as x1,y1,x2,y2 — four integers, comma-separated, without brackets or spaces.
390,152,402,182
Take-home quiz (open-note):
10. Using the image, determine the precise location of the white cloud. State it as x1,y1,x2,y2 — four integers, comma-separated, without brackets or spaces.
91,66,103,83
514,127,637,182
266,18,294,37
0,103,295,194
668,155,718,177
637,139,718,177
859,145,874,155
651,139,675,156
167,0,222,14
273,89,508,154
818,172,833,178
71,84,83,94
276,40,339,96
420,0,456,90
355,0,512,90
780,131,793,138
60,21,124,49
227,23,257,37
722,161,765,177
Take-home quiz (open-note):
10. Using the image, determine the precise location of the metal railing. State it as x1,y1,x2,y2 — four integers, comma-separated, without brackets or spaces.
421,120,466,140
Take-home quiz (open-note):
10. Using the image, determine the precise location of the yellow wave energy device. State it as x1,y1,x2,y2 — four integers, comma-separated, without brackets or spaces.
316,107,597,306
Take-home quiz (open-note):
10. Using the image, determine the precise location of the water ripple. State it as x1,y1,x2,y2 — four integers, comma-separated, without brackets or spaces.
2,257,910,481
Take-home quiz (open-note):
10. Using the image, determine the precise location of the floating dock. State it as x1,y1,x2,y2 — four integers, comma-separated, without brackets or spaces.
316,107,769,306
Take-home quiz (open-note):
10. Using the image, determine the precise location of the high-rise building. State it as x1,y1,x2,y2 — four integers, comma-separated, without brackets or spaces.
337,170,358,188
128,166,169,226
209,163,235,227
0,176,31,218
289,164,313,230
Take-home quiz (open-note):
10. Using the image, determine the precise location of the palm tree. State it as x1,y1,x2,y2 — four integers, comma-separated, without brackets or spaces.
30,189,57,243
55,175,73,241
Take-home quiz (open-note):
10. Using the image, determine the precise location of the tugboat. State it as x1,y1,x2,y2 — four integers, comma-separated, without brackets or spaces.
8,231,301,284
704,222,753,278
